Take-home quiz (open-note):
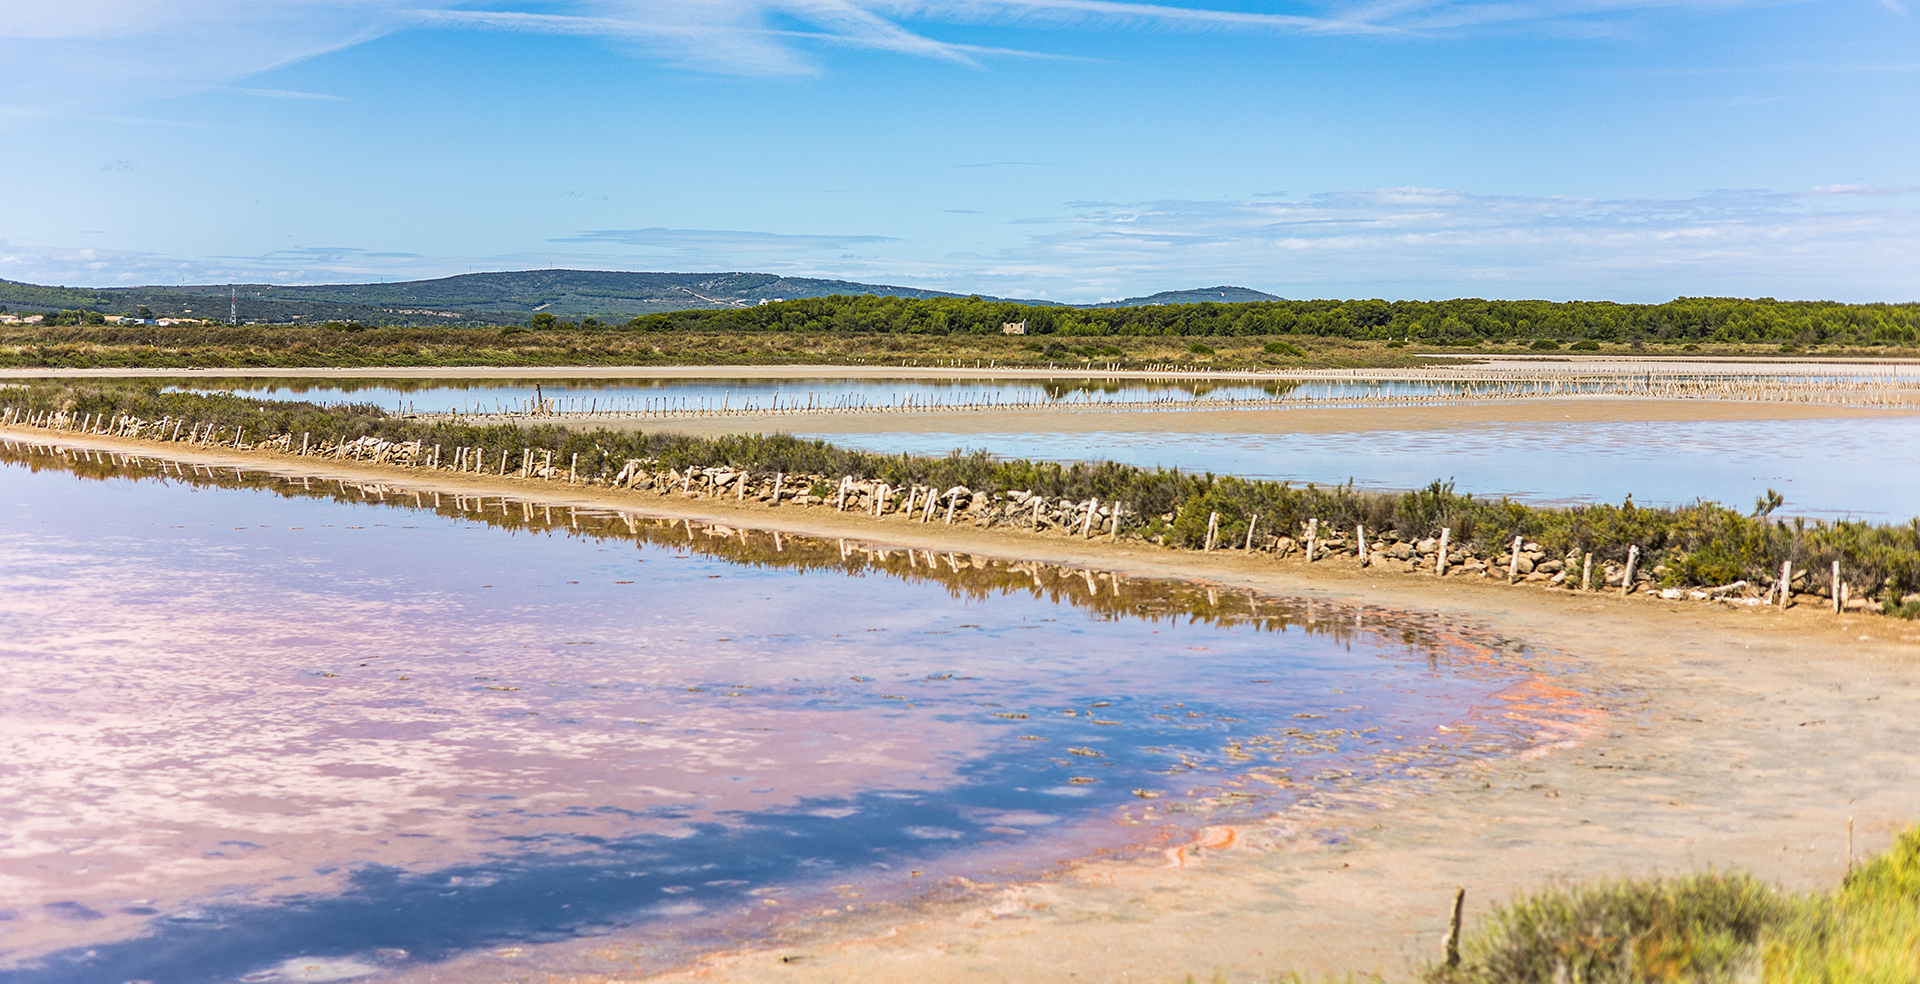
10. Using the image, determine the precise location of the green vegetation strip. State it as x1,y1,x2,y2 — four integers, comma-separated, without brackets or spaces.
7,379,1919,614
7,293,1920,368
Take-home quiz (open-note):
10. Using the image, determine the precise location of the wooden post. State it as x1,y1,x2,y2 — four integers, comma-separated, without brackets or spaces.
771,472,783,506
1305,518,1318,562
498,448,508,475
873,483,888,516
520,447,531,478
1204,511,1219,551
1832,560,1842,614
543,448,552,478
1582,552,1593,592
1081,498,1098,538
837,476,850,511
1508,536,1524,584
1443,887,1465,971
1780,560,1794,608
570,452,577,483
924,489,938,522
1437,527,1451,576
1621,544,1640,597
1032,495,1044,528
944,489,959,525
301,433,309,455
739,470,750,502
903,486,916,517
1354,523,1366,566
1245,514,1260,551
1110,506,1122,542
683,468,694,494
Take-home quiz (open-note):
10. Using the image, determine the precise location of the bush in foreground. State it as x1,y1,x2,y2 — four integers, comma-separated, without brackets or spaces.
1428,826,1920,984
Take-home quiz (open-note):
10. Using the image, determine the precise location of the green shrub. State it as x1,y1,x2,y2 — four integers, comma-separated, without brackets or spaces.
1530,338,1562,351
1432,873,1789,983
1569,339,1601,351
1188,343,1216,356
1264,340,1305,357
1430,826,1920,984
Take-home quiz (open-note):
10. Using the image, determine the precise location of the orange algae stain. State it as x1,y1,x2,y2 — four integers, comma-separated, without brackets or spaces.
1163,824,1239,867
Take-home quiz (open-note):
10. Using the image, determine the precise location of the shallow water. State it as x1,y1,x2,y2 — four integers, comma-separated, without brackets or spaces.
808,416,1920,520
171,367,1920,418
172,376,1313,414
0,443,1581,984
156,375,1920,519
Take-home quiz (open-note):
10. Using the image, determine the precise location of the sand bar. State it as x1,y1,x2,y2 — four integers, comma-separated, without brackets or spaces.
6,425,1917,982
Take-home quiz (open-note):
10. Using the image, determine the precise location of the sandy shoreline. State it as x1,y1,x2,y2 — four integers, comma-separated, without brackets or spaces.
7,425,1919,982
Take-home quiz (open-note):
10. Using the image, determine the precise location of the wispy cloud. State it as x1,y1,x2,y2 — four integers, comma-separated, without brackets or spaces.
7,185,1916,302
552,227,902,253
973,185,1920,300
222,86,350,101
0,0,1822,107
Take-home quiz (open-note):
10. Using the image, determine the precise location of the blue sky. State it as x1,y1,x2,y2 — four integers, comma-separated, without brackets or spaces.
2,0,1916,302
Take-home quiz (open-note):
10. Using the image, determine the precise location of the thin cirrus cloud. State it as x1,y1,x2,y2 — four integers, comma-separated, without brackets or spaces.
551,227,903,253
991,186,1920,300
0,0,1793,108
7,186,1912,301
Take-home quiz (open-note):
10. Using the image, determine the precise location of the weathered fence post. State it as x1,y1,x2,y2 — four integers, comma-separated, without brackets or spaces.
1621,545,1641,597
1442,886,1465,972
1780,560,1794,608
1204,511,1219,551
1305,518,1319,562
1582,552,1593,592
1437,527,1451,576
1508,536,1524,584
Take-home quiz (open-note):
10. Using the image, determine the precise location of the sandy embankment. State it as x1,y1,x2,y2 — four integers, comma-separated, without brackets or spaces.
7,425,1919,983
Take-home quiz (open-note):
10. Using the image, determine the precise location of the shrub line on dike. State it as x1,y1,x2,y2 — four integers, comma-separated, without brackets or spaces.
5,379,1919,619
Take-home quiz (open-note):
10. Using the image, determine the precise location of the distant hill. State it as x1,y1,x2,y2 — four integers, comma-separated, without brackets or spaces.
1087,286,1285,307
0,270,1277,325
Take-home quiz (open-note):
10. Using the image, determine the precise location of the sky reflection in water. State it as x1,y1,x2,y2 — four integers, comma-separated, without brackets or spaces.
813,416,1920,520
0,444,1577,984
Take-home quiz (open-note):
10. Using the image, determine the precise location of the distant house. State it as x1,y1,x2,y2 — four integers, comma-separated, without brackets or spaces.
1001,321,1027,335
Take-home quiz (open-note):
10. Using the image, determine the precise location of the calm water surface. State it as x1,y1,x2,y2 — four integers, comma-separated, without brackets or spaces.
164,376,1920,518
0,443,1580,984
810,416,1920,520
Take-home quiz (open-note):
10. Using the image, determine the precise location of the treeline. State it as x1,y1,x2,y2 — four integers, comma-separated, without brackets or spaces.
10,381,1920,609
625,294,1920,346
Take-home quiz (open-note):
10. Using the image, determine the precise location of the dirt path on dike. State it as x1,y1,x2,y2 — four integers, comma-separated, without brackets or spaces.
8,425,1918,984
